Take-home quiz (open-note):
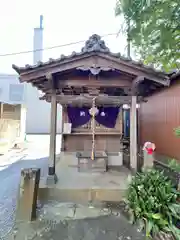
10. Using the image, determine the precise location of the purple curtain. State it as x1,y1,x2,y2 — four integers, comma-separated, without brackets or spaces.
67,106,91,128
95,107,119,128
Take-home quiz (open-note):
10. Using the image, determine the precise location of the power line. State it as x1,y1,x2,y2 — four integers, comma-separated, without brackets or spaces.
0,33,117,57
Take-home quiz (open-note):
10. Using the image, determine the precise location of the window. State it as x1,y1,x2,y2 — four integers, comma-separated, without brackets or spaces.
9,84,24,102
3,103,16,112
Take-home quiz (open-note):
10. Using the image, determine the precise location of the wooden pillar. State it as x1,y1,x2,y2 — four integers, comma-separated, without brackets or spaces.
20,104,26,141
47,93,58,184
0,103,3,118
130,95,137,171
60,105,64,152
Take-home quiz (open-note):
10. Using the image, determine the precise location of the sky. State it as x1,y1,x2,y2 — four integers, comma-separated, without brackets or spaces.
0,0,129,74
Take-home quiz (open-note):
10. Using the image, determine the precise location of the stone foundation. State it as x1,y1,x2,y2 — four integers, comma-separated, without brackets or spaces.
38,152,131,204
108,152,123,168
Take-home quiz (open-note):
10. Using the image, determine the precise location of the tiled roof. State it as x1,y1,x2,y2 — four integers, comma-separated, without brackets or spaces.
12,34,167,77
169,71,180,80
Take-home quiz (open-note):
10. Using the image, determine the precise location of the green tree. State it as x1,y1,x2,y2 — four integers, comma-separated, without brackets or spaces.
115,0,180,71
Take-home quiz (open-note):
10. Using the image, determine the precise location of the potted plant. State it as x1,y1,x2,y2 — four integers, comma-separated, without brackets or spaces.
125,169,180,239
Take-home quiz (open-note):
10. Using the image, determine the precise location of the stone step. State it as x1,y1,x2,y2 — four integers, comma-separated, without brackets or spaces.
38,188,126,205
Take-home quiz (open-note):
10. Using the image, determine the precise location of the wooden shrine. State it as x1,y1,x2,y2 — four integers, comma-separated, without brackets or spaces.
12,34,169,182
62,105,123,153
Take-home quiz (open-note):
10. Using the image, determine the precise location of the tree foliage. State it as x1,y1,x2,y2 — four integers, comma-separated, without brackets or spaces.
115,0,180,71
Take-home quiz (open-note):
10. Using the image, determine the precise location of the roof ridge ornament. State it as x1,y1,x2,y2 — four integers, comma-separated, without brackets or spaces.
81,34,110,53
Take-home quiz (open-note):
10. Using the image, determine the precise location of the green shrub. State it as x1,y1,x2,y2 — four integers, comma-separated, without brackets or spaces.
167,127,180,172
166,127,180,173
174,127,180,137
168,159,180,172
125,169,180,239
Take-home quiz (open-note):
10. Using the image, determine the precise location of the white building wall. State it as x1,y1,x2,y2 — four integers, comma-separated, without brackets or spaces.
25,83,62,134
0,74,62,134
25,15,62,134
0,74,25,104
0,16,63,134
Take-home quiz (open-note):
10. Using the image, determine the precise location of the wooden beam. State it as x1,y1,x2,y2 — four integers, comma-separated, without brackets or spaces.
0,103,3,118
131,76,145,95
40,94,146,106
30,76,132,89
58,78,131,88
130,95,137,171
47,92,58,184
40,94,133,101
96,54,169,86
17,53,169,85
46,73,56,89
18,55,97,82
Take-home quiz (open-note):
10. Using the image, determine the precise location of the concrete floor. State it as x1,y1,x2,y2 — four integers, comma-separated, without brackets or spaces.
0,134,131,239
39,152,131,203
8,202,145,240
